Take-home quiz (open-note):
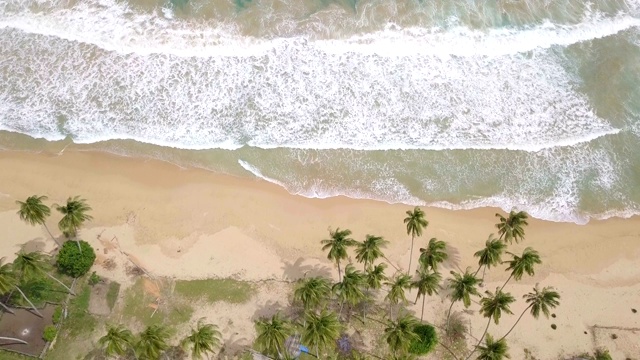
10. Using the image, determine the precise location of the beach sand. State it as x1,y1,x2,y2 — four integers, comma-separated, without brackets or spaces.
1,150,639,359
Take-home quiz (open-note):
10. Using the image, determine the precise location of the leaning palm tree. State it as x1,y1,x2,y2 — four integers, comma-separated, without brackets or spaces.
16,195,59,246
500,247,541,290
332,264,366,316
499,285,560,340
411,269,441,321
321,228,357,282
385,273,413,320
404,207,428,275
55,196,93,251
474,235,507,282
0,258,42,317
384,314,419,357
303,309,342,358
98,324,134,358
355,235,388,270
495,210,529,244
13,251,75,295
254,313,292,358
136,325,171,360
467,288,515,360
446,270,480,324
418,238,448,272
293,277,332,312
476,334,510,360
181,318,221,360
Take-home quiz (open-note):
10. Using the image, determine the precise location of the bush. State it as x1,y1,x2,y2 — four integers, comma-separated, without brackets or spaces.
88,271,101,285
52,307,63,324
56,241,96,278
595,348,613,360
43,325,57,342
409,324,438,355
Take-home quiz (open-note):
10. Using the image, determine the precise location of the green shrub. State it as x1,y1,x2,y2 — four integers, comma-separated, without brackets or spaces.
88,271,100,285
409,324,438,355
595,348,613,360
43,325,57,342
52,307,63,324
56,241,96,278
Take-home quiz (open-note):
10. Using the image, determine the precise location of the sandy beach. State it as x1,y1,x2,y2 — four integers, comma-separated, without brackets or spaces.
1,150,639,359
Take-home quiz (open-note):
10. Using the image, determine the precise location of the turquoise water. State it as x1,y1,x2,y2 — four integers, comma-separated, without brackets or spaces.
0,0,639,223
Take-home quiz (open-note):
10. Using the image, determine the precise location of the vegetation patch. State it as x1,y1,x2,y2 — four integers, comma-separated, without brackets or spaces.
174,278,255,304
10,275,67,308
43,325,57,342
56,241,96,278
122,279,193,328
65,283,97,336
408,324,438,355
106,281,121,311
52,306,63,324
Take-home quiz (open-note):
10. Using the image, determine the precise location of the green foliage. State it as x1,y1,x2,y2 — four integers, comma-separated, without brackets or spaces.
594,348,612,360
56,240,96,278
408,324,437,355
88,271,100,285
10,276,66,307
52,306,63,324
174,278,254,304
65,284,97,336
106,281,121,310
43,325,58,342
123,279,192,328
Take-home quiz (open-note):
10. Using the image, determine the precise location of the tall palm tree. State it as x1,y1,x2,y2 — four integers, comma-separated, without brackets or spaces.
467,288,515,360
384,314,419,357
321,228,357,282
476,334,510,360
495,210,529,244
98,324,134,358
302,309,342,357
500,247,541,291
365,263,388,292
404,207,428,275
254,313,292,358
55,196,93,251
418,238,448,272
385,273,412,320
181,318,221,360
411,269,441,321
16,195,59,246
0,258,42,317
13,251,75,295
474,235,507,282
355,235,388,270
332,264,366,315
499,285,560,340
136,325,171,360
446,270,480,325
293,277,332,312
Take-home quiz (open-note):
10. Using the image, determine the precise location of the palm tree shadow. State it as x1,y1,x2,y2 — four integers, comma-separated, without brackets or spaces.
441,244,462,271
281,257,332,281
252,300,289,320
217,333,250,359
20,238,47,253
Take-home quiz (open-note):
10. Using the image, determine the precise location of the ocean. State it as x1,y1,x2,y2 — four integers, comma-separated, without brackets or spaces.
1,0,639,223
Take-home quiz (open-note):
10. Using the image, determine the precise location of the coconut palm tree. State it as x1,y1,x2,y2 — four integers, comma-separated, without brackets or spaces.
136,325,171,360
16,195,59,246
181,318,221,360
365,263,388,292
302,309,342,357
467,288,515,360
474,235,507,282
332,264,366,316
404,207,428,275
293,277,332,312
98,324,134,358
499,285,560,340
418,238,448,272
476,334,510,360
495,210,529,244
500,247,541,291
446,270,480,325
0,258,42,317
55,196,93,252
384,314,419,357
254,313,292,358
411,269,441,321
13,251,75,295
355,235,388,270
385,273,412,320
321,228,357,282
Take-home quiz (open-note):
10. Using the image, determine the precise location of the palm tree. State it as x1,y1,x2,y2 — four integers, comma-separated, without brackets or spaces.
0,258,43,317
365,263,388,292
321,228,357,282
384,314,419,357
404,207,428,275
303,309,342,357
495,210,529,244
477,334,510,360
467,288,515,360
500,247,541,291
254,313,292,358
332,264,366,316
13,251,75,295
446,270,480,324
385,273,412,320
55,196,93,251
500,285,560,340
418,238,448,272
355,235,388,270
136,325,171,360
293,277,332,312
16,195,59,246
98,324,134,358
474,235,507,282
181,318,221,360
411,269,441,321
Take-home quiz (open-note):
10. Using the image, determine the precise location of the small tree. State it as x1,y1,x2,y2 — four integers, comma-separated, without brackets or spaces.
56,240,96,278
408,324,437,355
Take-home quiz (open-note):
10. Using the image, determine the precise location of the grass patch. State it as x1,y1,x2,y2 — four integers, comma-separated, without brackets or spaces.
106,281,120,311
0,351,33,360
121,279,193,328
174,279,255,304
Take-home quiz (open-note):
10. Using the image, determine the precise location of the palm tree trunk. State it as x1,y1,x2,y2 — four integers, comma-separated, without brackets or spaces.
43,224,61,246
0,336,28,345
499,273,514,292
482,266,487,282
407,235,415,275
42,271,75,295
465,317,491,360
438,342,461,360
498,304,533,341
446,300,456,326
421,294,426,322
414,292,420,305
0,301,15,314
14,286,43,318
382,256,401,272
337,260,342,282
473,264,483,277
